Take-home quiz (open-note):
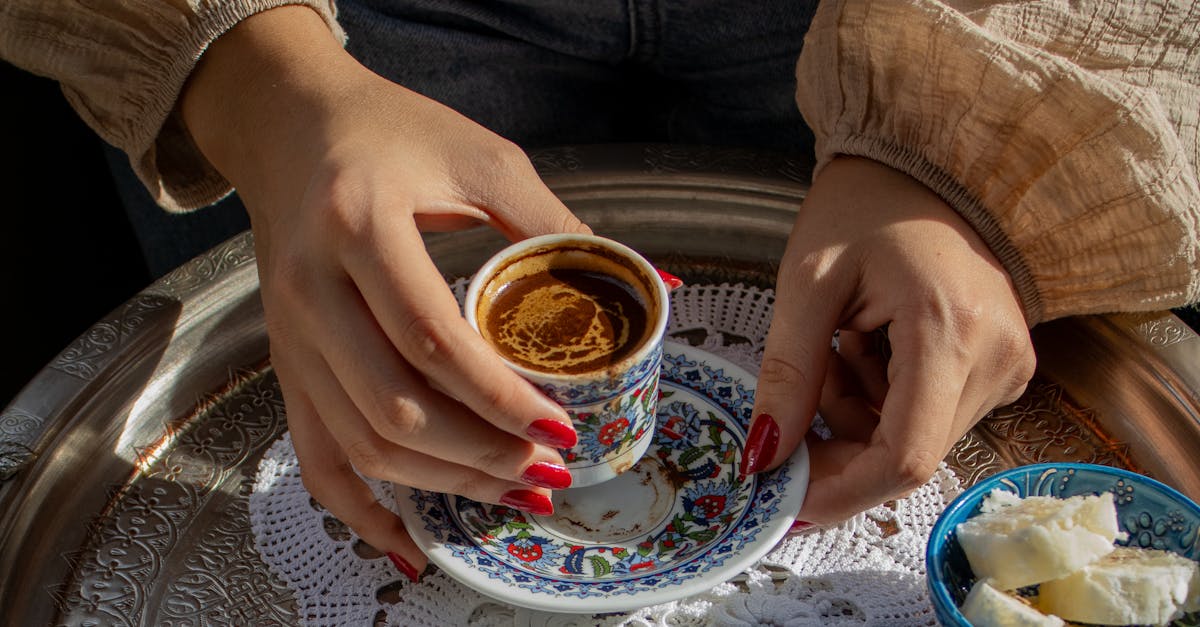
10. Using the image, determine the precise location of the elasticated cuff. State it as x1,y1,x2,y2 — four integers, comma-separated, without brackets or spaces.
821,134,1045,324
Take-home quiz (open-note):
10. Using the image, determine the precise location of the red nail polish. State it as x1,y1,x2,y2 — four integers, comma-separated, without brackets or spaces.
787,520,814,535
739,414,780,475
656,268,684,291
387,552,421,583
527,419,577,449
520,461,573,490
501,489,554,516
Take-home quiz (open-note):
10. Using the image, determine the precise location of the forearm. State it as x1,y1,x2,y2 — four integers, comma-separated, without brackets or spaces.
181,5,352,201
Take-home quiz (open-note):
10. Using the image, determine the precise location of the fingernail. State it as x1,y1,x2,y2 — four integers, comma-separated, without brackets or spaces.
387,552,421,583
501,489,554,516
527,418,577,449
739,413,780,475
520,461,573,489
656,268,684,291
787,520,814,535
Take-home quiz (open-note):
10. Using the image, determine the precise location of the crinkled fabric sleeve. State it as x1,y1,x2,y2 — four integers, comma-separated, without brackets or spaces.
795,0,1200,324
0,1,345,212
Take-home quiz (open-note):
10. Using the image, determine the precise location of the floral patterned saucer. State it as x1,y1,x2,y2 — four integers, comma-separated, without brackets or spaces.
397,341,810,614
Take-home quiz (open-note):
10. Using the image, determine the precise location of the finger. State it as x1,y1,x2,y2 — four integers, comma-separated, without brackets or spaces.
451,147,592,240
798,319,970,523
800,433,873,523
412,213,486,232
335,432,556,517
835,329,890,410
947,364,1023,446
742,246,849,475
300,276,569,482
817,350,880,442
341,220,578,449
289,353,559,515
281,376,428,581
287,342,567,501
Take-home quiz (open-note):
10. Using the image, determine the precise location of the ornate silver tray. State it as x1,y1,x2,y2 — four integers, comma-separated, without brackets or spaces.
2,144,1199,625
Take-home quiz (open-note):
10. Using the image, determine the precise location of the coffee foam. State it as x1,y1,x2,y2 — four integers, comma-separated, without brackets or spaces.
476,243,659,375
489,280,631,372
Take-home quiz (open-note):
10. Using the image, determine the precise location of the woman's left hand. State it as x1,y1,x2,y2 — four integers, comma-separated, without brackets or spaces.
743,156,1037,524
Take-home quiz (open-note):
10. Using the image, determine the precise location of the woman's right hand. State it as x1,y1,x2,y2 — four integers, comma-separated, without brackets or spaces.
181,6,589,579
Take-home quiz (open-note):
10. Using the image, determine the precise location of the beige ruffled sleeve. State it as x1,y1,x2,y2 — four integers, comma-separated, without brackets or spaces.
796,0,1200,324
0,1,345,212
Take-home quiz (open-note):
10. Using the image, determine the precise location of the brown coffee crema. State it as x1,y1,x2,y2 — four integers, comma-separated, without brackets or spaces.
477,244,657,375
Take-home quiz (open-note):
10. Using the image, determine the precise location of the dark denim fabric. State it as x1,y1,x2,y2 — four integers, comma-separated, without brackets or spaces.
341,0,817,153
115,0,820,276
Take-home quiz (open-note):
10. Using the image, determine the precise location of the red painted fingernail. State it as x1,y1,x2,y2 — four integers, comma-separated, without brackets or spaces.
387,552,421,583
501,489,554,516
787,520,814,535
739,413,780,475
521,461,573,489
527,419,577,449
656,268,684,291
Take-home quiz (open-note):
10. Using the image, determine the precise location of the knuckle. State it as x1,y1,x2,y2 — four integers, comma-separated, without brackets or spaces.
470,443,513,477
477,380,521,419
990,318,1032,364
447,475,485,500
778,248,835,288
299,459,353,507
377,394,426,441
311,169,369,231
999,350,1036,407
907,301,986,367
471,137,528,179
758,353,813,390
298,466,330,503
473,437,537,480
947,304,985,337
338,502,387,539
1011,336,1038,383
989,324,1036,406
1000,379,1031,407
555,211,588,236
486,137,527,168
344,439,388,478
399,314,460,365
1006,356,1037,404
893,447,940,491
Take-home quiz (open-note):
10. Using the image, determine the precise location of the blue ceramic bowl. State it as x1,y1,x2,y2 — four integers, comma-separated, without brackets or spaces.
926,463,1200,625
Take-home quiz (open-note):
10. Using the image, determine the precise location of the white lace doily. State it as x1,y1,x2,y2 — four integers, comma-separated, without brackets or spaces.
250,283,963,626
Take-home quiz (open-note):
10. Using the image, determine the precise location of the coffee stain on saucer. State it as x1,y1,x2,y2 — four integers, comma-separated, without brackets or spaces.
545,457,677,543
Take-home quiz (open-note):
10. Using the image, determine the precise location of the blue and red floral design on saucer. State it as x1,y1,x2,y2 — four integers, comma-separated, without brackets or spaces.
397,341,809,614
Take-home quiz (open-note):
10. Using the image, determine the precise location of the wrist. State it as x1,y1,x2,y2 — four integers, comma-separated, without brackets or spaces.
180,5,353,192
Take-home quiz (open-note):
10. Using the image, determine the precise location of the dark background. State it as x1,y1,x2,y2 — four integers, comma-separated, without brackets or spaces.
1,61,151,406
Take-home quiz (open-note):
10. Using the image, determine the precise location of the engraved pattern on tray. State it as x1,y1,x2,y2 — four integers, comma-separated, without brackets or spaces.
51,372,298,625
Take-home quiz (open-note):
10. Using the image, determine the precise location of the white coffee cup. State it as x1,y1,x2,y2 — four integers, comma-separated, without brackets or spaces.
464,234,669,488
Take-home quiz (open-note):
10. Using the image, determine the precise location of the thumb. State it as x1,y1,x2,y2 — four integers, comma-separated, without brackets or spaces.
741,267,845,476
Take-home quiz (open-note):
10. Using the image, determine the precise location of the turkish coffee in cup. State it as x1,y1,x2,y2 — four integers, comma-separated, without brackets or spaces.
465,234,669,488
476,246,657,376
